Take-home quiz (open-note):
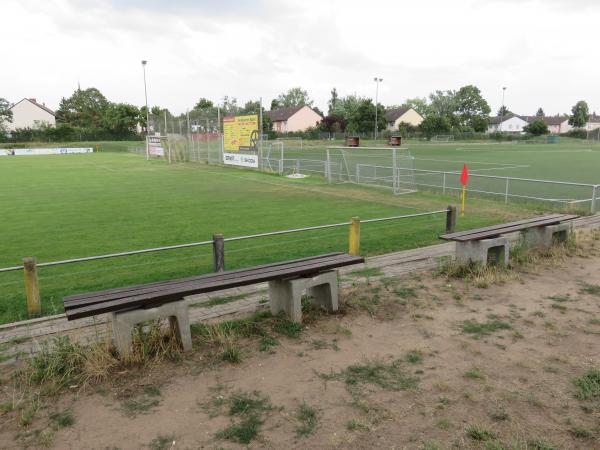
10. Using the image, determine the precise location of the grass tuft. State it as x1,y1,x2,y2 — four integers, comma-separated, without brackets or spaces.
573,369,600,400
461,319,511,337
466,425,496,441
295,402,319,437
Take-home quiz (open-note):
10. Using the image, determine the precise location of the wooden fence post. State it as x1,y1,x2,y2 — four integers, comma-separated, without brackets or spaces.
23,257,41,316
212,234,225,272
348,216,361,256
446,206,456,234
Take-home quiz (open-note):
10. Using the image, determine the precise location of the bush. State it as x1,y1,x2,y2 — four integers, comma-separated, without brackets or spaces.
561,128,588,139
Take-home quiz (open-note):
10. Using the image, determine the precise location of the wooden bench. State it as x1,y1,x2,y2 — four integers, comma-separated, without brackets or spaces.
439,214,578,266
64,252,364,355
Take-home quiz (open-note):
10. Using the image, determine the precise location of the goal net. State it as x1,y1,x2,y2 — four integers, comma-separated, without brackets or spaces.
326,146,417,194
431,135,454,142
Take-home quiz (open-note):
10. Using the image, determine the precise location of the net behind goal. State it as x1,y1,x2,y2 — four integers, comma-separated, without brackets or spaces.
326,146,417,194
431,135,454,142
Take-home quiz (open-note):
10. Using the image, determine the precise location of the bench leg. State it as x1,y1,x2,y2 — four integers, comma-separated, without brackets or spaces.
269,279,303,323
269,271,339,324
110,300,192,357
524,223,570,249
307,271,338,313
456,238,509,267
110,312,134,358
169,305,192,352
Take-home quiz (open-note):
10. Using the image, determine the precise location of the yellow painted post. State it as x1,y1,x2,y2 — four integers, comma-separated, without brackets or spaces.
348,216,361,256
23,257,41,316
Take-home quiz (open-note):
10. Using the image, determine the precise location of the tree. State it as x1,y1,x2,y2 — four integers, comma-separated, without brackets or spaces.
327,88,339,115
569,100,589,128
56,87,109,129
239,100,261,115
419,114,452,139
428,90,458,121
536,107,545,117
221,96,239,115
273,87,313,108
194,98,214,110
0,98,12,131
346,99,385,134
102,103,140,139
497,105,510,117
524,119,549,136
454,85,491,130
320,115,347,133
402,97,430,116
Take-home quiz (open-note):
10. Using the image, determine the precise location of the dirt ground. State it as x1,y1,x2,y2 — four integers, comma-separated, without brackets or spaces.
2,242,600,449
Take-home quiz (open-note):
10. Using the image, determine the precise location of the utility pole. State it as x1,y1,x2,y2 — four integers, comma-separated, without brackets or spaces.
374,77,383,140
499,86,507,133
142,60,150,160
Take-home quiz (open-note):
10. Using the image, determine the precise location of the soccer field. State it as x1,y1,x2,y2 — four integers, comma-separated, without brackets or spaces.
278,138,600,208
0,152,532,324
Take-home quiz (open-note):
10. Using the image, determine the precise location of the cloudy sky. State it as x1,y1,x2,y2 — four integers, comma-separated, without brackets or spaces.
3,0,598,115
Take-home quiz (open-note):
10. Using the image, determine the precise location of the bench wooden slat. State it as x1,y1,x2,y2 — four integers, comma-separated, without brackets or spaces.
440,214,566,241
64,253,344,305
65,254,364,320
442,214,578,242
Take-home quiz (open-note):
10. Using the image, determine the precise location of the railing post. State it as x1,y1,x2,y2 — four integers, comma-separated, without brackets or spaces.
23,257,41,316
445,206,456,234
326,148,332,183
392,148,398,193
348,216,361,256
296,159,300,174
592,185,598,214
442,172,446,195
356,164,361,184
505,177,510,204
278,158,283,175
212,234,225,272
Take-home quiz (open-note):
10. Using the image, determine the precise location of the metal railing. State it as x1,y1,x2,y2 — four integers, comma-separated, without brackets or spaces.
2,209,451,317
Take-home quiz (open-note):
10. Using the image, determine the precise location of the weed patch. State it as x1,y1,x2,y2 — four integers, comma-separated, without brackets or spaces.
574,369,600,400
321,358,418,393
295,402,319,437
461,319,511,337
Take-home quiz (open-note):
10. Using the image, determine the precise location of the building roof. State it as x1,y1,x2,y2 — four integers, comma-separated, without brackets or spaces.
488,113,527,125
384,107,412,122
265,105,305,122
524,115,568,126
588,113,600,123
10,98,56,117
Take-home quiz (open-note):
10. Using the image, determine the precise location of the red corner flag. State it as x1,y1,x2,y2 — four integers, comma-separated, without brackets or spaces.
460,164,468,216
460,163,469,186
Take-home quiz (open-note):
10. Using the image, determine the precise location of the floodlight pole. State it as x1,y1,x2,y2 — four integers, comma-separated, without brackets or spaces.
500,86,507,133
142,60,150,160
374,77,383,140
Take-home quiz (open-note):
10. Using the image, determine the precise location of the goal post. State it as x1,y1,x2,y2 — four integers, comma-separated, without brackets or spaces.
431,135,455,142
325,146,417,194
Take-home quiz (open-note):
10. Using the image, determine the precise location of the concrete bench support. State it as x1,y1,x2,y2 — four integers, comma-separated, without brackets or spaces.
268,270,338,323
110,300,192,357
523,223,570,249
455,237,509,267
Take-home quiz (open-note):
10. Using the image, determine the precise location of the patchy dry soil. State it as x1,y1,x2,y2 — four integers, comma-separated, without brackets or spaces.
2,246,600,449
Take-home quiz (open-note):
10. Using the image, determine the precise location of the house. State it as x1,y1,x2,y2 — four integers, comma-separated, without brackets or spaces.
7,98,56,130
586,114,600,131
487,114,529,133
524,115,571,134
265,105,322,133
384,107,423,130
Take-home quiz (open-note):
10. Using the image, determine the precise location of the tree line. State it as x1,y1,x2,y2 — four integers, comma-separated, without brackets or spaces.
0,85,595,142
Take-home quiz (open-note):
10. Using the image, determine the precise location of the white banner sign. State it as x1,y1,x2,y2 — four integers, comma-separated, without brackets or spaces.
148,136,165,157
0,150,10,156
12,147,93,156
223,152,258,168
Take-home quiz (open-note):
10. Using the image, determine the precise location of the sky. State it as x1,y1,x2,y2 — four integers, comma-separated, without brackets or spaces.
2,0,599,116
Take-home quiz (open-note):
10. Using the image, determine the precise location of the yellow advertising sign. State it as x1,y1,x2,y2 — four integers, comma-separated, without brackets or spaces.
223,114,259,151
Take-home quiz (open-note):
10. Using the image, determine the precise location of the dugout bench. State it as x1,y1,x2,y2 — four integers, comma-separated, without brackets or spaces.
64,253,364,356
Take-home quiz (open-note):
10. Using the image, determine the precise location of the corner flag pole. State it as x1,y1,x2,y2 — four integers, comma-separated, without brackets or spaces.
460,163,469,217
